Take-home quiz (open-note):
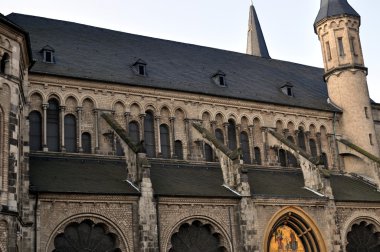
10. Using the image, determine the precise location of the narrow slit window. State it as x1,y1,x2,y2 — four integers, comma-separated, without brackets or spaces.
219,76,225,86
138,64,145,75
350,37,357,56
369,134,374,145
364,107,369,119
326,41,332,60
287,87,292,96
338,37,345,57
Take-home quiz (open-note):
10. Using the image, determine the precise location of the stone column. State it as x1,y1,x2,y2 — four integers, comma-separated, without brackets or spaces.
139,113,145,141
124,112,130,133
155,115,161,156
170,117,175,158
42,103,48,151
261,127,268,164
94,109,99,153
236,124,241,148
305,131,311,153
223,122,229,146
60,106,66,152
185,119,192,159
316,132,322,156
77,107,83,152
248,125,254,164
210,120,217,133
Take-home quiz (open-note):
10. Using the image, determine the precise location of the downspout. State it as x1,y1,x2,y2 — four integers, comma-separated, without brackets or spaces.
155,195,161,252
34,193,38,252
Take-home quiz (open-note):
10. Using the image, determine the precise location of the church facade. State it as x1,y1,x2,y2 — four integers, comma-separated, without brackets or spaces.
0,0,379,251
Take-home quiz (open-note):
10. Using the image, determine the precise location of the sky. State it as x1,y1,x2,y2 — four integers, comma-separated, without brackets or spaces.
3,0,380,102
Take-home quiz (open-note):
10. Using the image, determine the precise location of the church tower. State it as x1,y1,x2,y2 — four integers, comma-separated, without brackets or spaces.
246,3,270,58
314,0,380,157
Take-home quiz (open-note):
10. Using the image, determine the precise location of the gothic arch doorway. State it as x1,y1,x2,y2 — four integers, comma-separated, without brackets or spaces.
346,221,380,252
264,207,327,252
168,219,230,252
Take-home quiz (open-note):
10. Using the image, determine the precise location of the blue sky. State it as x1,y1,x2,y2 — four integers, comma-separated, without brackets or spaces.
4,0,380,102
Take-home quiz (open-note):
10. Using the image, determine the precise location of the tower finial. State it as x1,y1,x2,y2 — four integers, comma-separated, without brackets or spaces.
246,3,270,58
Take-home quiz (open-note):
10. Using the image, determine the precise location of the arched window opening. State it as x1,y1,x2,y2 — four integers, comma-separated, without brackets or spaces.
81,133,91,154
240,132,251,164
204,143,213,162
254,147,261,165
279,149,286,167
321,152,328,168
115,138,124,156
267,212,322,252
297,128,306,151
309,139,317,157
29,111,42,151
346,221,380,252
160,124,170,158
174,140,183,160
169,221,227,252
215,128,224,144
0,53,10,74
228,119,237,150
144,111,156,157
64,114,77,153
53,219,121,252
47,99,60,152
128,121,140,145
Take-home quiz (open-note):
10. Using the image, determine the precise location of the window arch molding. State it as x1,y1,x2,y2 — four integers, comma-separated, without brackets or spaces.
341,214,380,251
263,207,327,252
165,216,233,252
46,214,130,252
79,96,98,108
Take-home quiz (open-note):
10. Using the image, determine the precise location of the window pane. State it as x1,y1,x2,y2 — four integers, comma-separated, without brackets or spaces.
144,112,156,157
160,124,170,158
64,114,77,153
215,129,224,144
254,147,261,165
228,120,237,150
204,143,213,162
128,121,140,145
175,140,183,160
29,111,42,151
47,99,60,151
240,132,250,164
82,133,91,154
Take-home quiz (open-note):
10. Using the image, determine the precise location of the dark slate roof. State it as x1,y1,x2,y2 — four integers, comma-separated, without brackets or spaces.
330,175,380,202
7,13,337,112
314,0,360,26
247,5,270,58
246,168,323,199
29,154,139,195
150,161,239,198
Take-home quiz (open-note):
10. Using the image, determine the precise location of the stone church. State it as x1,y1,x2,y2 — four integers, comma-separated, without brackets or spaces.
0,0,379,251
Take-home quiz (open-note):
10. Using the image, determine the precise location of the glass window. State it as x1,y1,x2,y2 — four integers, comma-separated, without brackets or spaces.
144,111,156,157
29,111,42,151
47,99,60,152
160,124,170,158
64,114,77,153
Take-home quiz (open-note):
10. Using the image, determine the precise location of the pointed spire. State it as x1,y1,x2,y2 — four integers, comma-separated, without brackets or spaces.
314,0,360,27
246,3,270,58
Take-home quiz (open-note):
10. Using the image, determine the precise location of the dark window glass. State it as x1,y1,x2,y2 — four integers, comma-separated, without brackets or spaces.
128,121,140,145
116,138,124,156
45,51,52,63
219,76,225,86
47,99,60,152
174,140,183,160
287,87,292,96
279,149,286,167
228,119,237,150
64,114,77,153
240,132,251,164
298,130,306,151
326,41,332,60
138,65,145,75
287,136,295,143
204,143,213,162
254,147,261,165
160,124,170,158
309,139,317,157
321,152,328,168
215,128,224,144
144,111,156,157
350,37,357,56
286,136,298,167
29,111,42,151
338,37,345,56
346,222,380,252
82,132,91,154
0,53,9,74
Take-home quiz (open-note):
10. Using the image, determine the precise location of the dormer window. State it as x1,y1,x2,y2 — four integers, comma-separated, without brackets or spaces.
132,59,147,76
212,70,227,87
281,82,294,97
40,45,55,63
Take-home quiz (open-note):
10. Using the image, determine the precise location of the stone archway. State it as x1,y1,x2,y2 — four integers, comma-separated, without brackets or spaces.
52,219,122,252
346,221,380,252
168,220,228,252
264,207,327,252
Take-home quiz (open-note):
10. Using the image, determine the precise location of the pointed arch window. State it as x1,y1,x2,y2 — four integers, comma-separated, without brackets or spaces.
215,128,224,144
115,138,124,156
29,111,42,151
228,119,237,150
321,152,328,168
47,99,60,152
309,139,317,157
346,221,380,252
204,143,213,162
81,132,92,154
160,124,170,158
0,53,10,74
128,121,140,145
64,114,77,153
240,131,251,164
297,129,306,151
144,111,156,157
174,140,183,160
254,147,261,165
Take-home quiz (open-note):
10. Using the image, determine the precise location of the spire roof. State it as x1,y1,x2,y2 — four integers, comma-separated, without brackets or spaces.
246,4,270,59
314,0,360,26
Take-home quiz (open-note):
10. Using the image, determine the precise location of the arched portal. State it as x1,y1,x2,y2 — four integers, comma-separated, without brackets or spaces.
264,207,327,252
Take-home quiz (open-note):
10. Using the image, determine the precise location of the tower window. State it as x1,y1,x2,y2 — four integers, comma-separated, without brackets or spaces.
350,37,357,56
369,134,374,145
338,37,345,57
326,41,332,61
364,107,369,119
